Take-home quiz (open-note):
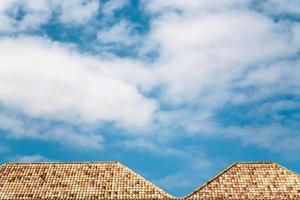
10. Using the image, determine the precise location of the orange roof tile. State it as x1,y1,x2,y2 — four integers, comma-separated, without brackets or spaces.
184,162,300,200
1,161,300,199
0,162,174,200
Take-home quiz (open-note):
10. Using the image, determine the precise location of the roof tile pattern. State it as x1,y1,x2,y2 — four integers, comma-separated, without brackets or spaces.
184,162,300,200
0,162,173,200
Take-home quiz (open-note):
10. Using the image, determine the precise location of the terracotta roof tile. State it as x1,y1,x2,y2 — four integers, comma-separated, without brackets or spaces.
184,162,300,200
1,161,300,199
0,162,174,200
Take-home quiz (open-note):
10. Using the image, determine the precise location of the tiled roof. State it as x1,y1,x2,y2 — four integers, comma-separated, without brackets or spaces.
0,162,174,200
1,161,300,200
184,162,300,200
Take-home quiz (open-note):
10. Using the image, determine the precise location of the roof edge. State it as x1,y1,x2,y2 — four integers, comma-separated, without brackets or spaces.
181,162,238,199
117,162,176,199
235,161,275,164
0,163,7,169
181,161,277,199
2,161,175,198
274,162,300,177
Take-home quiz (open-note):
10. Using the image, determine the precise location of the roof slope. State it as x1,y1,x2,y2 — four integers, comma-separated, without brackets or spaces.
184,162,300,200
0,162,174,200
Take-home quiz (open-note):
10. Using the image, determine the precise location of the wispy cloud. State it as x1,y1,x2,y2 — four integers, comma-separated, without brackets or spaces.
0,0,100,32
0,145,9,154
144,0,250,14
11,154,50,162
97,20,141,48
140,0,300,158
101,0,127,16
153,145,222,195
0,110,104,150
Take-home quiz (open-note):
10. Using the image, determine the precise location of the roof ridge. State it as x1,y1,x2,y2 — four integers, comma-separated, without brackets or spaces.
0,163,7,168
274,162,300,177
235,161,275,164
181,162,238,199
182,161,300,199
0,161,175,199
181,161,277,199
117,162,176,199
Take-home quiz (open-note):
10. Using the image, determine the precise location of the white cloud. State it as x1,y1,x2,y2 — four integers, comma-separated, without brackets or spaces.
144,0,251,13
1,0,300,157
102,0,127,16
97,20,141,47
0,113,25,136
57,0,100,24
139,0,300,156
119,138,189,158
259,0,300,16
0,36,156,129
153,146,218,194
0,111,104,149
50,127,104,149
150,11,299,104
156,172,192,191
222,122,300,155
117,135,218,194
153,99,300,155
12,154,50,162
0,0,100,32
233,59,300,104
155,109,216,135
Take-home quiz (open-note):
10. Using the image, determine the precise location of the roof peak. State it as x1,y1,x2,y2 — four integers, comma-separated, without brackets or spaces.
0,160,174,199
183,161,300,199
182,161,280,199
234,161,275,165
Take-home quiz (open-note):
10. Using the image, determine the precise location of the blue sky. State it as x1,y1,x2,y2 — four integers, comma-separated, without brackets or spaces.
1,0,300,197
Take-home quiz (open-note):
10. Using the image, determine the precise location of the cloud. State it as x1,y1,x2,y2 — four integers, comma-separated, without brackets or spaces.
150,11,299,104
57,0,100,24
0,0,50,31
116,135,221,195
116,134,218,194
101,0,127,16
0,35,157,150
235,59,300,102
50,127,104,149
0,111,104,149
138,0,300,158
156,172,192,192
153,145,219,195
0,145,9,154
0,0,100,32
0,36,156,129
216,97,300,154
221,123,300,157
1,0,300,162
144,0,251,13
97,20,141,47
12,154,50,162
119,138,190,158
258,0,300,16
